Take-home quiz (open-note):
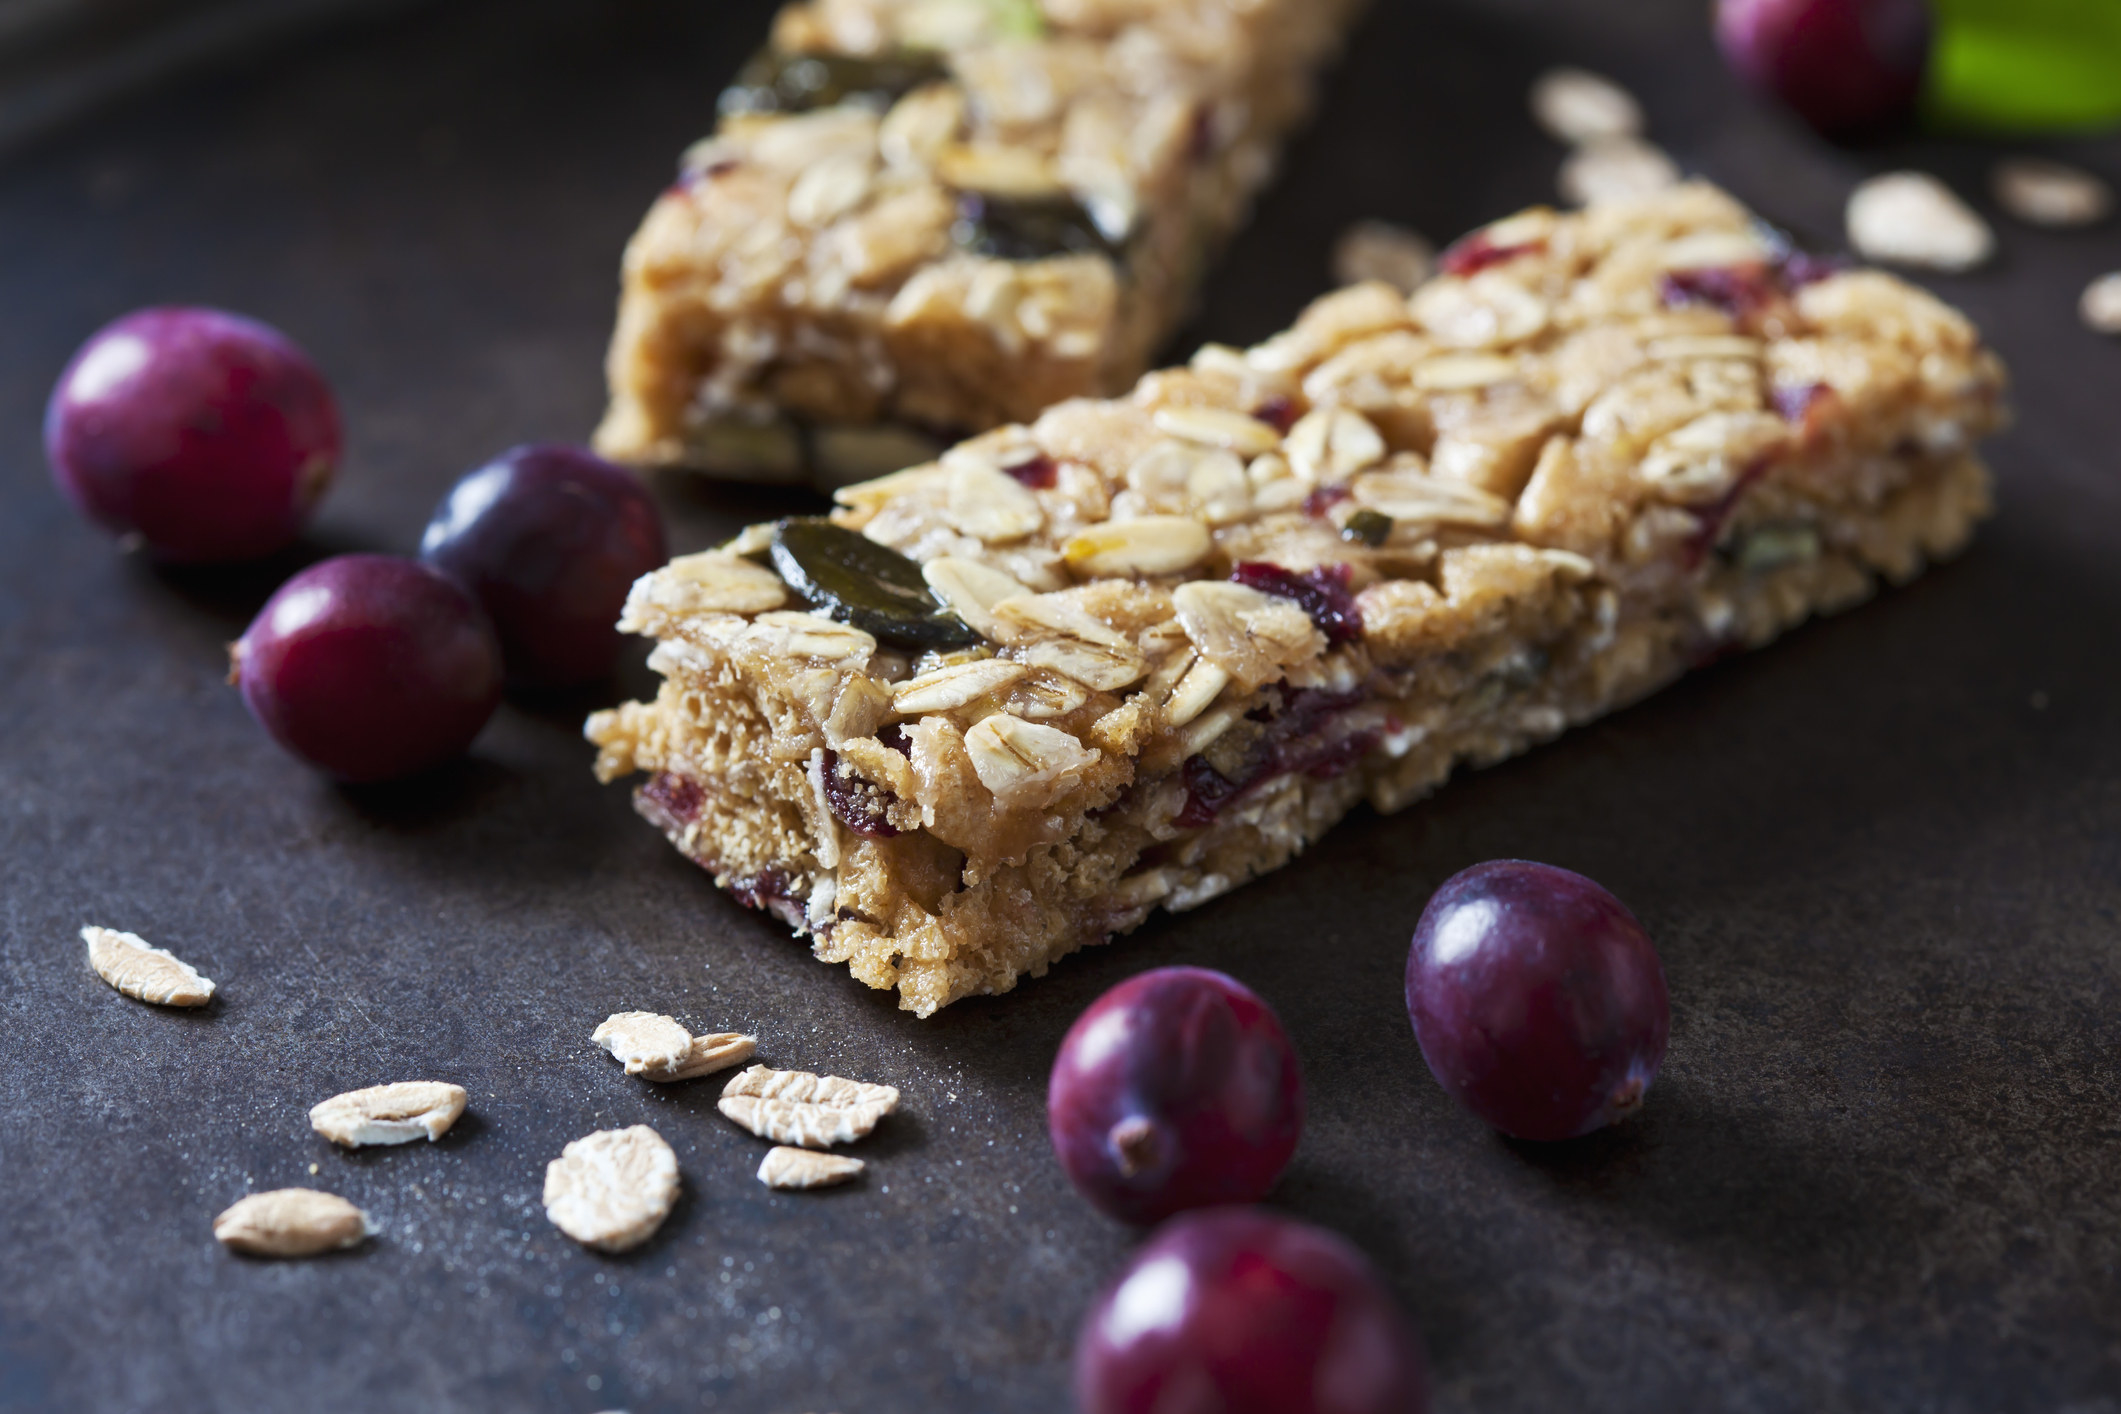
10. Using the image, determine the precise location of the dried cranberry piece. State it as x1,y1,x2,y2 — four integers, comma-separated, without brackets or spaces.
1438,232,1543,278
1003,453,1059,490
1660,262,1782,320
1176,756,1241,829
1301,485,1351,519
1683,453,1776,566
819,749,900,839
1770,381,1832,424
1778,251,1844,287
877,723,912,755
1252,396,1300,434
640,772,704,827
1230,562,1363,645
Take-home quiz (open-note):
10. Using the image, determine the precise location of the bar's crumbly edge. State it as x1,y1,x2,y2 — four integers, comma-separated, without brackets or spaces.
587,182,2007,1017
592,0,1368,483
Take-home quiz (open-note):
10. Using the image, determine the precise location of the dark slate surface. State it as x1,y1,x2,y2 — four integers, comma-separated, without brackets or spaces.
2,1,2119,1410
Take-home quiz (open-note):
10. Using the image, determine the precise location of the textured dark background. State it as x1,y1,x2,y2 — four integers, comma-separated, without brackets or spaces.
2,1,2118,1410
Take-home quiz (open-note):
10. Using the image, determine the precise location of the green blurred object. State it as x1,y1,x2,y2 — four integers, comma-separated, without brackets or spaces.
1928,0,2121,131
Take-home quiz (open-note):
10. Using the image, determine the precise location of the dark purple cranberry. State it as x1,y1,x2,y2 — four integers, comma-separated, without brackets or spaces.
1715,0,1931,138
1252,396,1301,435
1405,860,1668,1143
1302,485,1352,519
1174,686,1376,829
1660,263,1783,321
877,723,912,755
231,555,503,783
1074,1208,1428,1414
819,749,900,838
1770,381,1833,424
419,444,666,687
45,307,340,563
1003,452,1060,490
1438,232,1543,279
639,771,705,830
1048,968,1303,1224
1231,562,1363,645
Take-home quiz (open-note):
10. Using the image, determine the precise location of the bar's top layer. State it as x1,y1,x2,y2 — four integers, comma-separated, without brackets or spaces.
598,180,2005,871
597,0,1354,451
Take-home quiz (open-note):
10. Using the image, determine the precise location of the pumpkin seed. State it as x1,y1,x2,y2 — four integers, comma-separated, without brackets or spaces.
1342,508,1394,547
719,48,949,118
770,518,980,649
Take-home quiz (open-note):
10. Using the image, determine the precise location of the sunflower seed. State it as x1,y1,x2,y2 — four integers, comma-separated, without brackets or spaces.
309,1082,468,1147
1529,66,1643,144
543,1126,681,1253
82,926,214,1008
1163,658,1231,727
1846,172,1993,272
757,1146,866,1190
214,1189,371,1258
717,1065,900,1149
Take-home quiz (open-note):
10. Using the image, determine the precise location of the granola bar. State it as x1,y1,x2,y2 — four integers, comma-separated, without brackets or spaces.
587,182,2007,1016
593,0,1365,484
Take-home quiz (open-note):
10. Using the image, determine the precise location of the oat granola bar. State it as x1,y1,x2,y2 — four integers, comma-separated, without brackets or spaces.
593,0,1364,484
586,182,2007,1016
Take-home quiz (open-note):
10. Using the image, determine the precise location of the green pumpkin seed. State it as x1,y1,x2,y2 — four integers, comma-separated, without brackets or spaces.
950,193,1122,261
1341,508,1394,547
769,519,982,649
719,49,950,118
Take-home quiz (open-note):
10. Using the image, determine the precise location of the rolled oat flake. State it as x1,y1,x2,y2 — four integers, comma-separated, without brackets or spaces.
1846,172,1994,272
1992,157,2111,229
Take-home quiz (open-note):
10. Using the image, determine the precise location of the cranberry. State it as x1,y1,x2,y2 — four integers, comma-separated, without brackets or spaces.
1003,453,1060,490
231,555,503,783
1252,396,1301,434
419,444,666,687
1405,860,1669,1143
1048,968,1303,1224
819,749,900,838
1173,687,1375,829
1231,562,1363,644
1715,0,1931,137
45,307,340,563
1437,231,1542,278
1302,485,1352,519
1074,1208,1428,1414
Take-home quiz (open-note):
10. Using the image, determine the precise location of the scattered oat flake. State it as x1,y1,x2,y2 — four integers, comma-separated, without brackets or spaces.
1992,157,2111,229
214,1188,371,1257
2081,273,2121,334
757,1145,865,1190
1530,67,1643,144
543,1125,680,1253
309,1081,467,1147
1558,138,1679,207
82,925,214,1007
1331,220,1435,294
592,1012,756,1081
717,1065,900,1149
1846,172,1994,272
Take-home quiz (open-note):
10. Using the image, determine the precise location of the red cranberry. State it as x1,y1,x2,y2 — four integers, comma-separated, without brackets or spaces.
1048,968,1303,1224
819,749,900,838
419,445,666,687
1437,231,1543,279
45,307,340,563
1003,453,1060,490
1230,562,1363,644
1405,860,1669,1142
1074,1208,1428,1414
1715,0,1931,137
231,555,503,783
